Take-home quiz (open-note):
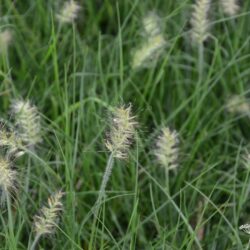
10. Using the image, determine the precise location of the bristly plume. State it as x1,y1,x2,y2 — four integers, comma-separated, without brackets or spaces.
142,12,162,37
226,95,250,115
0,127,24,158
190,0,211,44
0,157,17,204
242,152,250,170
154,127,179,170
239,224,250,235
11,100,42,148
132,11,166,69
33,191,63,237
0,29,12,54
220,0,240,16
105,105,137,159
57,0,81,24
132,34,166,69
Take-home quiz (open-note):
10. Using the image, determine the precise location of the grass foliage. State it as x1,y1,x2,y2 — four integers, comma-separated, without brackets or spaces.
0,0,250,249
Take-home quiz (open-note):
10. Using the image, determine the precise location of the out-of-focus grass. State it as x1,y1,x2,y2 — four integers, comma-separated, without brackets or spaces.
0,0,250,249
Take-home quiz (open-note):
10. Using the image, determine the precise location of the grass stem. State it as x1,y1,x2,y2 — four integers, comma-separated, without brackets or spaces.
6,193,16,250
30,234,42,250
89,153,114,248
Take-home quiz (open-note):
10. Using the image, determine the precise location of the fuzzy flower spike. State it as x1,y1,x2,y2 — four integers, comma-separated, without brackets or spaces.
0,157,17,204
239,224,250,235
11,100,41,148
132,34,166,69
34,191,63,236
0,126,24,158
93,104,137,218
0,29,12,54
154,127,179,170
243,153,250,170
106,105,137,159
132,11,166,69
226,95,250,115
57,0,81,24
31,191,63,250
142,12,162,37
190,0,211,45
220,0,240,16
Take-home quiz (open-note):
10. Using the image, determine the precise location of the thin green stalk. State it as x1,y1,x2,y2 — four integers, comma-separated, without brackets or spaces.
24,155,31,200
6,193,16,250
89,153,114,248
24,147,35,206
165,167,170,192
191,42,205,132
246,239,250,250
30,233,42,250
198,43,204,84
2,51,11,109
94,154,114,213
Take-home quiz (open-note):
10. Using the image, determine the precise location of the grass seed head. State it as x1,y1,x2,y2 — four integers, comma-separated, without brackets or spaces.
220,0,240,16
0,29,12,53
0,157,17,204
190,0,211,45
242,153,250,170
105,105,137,159
132,34,166,69
0,128,24,158
226,95,250,114
239,224,250,235
142,12,162,37
11,100,42,148
154,127,179,170
34,191,63,236
57,0,81,24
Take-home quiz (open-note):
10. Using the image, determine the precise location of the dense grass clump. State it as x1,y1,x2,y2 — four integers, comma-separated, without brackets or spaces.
0,0,250,249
